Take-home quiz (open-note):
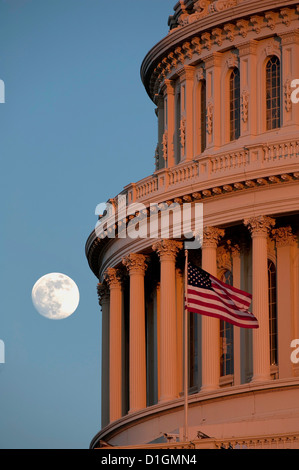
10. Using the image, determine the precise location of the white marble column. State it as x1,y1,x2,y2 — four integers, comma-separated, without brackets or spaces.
272,226,297,379
105,267,123,422
97,282,110,429
204,52,222,149
153,240,183,402
122,254,148,413
201,226,224,391
244,216,275,383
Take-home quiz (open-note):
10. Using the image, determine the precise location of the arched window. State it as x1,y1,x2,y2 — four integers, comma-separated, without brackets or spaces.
200,80,206,153
268,260,278,365
220,270,234,377
266,56,281,131
229,68,240,141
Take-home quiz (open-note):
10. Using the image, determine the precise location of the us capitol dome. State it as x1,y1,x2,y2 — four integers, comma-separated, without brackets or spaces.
86,0,299,450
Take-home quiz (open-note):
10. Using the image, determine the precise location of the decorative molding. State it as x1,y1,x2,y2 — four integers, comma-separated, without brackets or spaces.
265,39,281,57
284,77,292,113
212,27,223,46
207,100,214,135
191,36,202,55
265,11,279,30
280,8,292,27
224,23,236,42
250,15,263,34
217,245,232,271
180,117,186,151
202,32,212,50
272,226,297,247
226,51,239,69
196,66,205,81
241,89,249,123
243,216,276,237
236,19,249,38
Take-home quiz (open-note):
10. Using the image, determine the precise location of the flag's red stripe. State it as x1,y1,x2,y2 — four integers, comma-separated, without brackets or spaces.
187,294,258,322
209,274,252,301
210,281,251,311
188,286,252,316
187,307,259,328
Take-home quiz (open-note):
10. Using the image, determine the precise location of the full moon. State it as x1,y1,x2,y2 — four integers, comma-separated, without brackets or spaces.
32,273,80,320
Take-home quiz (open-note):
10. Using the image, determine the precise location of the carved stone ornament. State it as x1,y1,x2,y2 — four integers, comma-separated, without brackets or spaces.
196,67,205,82
251,15,263,34
243,216,275,236
191,37,202,55
284,78,292,113
207,100,214,135
265,11,278,30
236,19,249,38
202,32,212,50
152,239,183,260
224,23,235,42
241,89,249,123
122,253,148,274
179,117,186,151
272,226,297,247
212,28,223,46
209,0,237,13
202,226,225,248
217,245,232,271
226,51,239,69
265,39,280,58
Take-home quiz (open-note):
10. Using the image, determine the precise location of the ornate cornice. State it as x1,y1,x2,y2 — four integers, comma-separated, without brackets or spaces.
142,3,298,100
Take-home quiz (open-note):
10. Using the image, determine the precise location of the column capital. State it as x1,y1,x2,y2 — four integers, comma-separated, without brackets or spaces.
238,39,258,57
161,79,175,96
202,226,225,249
244,216,275,237
97,282,110,306
203,52,222,69
122,253,148,275
272,226,297,247
279,30,299,46
152,239,183,261
177,65,195,82
104,267,123,289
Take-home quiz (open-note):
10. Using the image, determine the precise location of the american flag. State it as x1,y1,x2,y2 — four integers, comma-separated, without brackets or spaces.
186,262,259,329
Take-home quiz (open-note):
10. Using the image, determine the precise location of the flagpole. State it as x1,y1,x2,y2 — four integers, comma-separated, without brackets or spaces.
183,249,189,442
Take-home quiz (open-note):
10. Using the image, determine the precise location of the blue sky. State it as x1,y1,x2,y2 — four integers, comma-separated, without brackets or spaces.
0,0,174,449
